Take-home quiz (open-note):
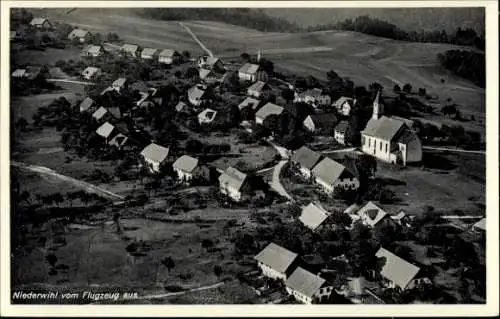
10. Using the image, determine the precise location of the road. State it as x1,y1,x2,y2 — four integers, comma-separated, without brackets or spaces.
269,160,293,201
422,146,485,155
320,147,359,154
11,161,124,201
178,22,214,58
136,282,224,301
47,79,95,86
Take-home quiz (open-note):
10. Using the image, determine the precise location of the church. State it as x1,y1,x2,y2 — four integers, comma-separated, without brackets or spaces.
360,91,422,166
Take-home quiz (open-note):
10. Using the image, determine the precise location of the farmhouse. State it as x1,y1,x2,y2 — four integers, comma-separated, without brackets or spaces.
311,157,360,195
255,102,284,125
122,43,140,57
375,247,430,291
79,97,96,113
82,45,104,57
112,77,129,93
238,97,260,111
334,121,353,145
158,49,181,65
29,17,53,31
198,108,217,124
12,69,27,78
333,97,356,116
285,267,333,304
140,143,171,173
141,48,159,61
356,201,397,229
108,133,129,149
218,166,252,202
92,107,108,121
96,122,116,142
254,243,298,280
295,89,331,108
472,218,486,233
81,67,101,81
238,63,260,82
198,56,225,73
303,113,338,134
247,81,270,98
290,146,322,179
187,86,207,107
299,203,330,231
361,92,422,166
172,155,210,184
68,28,92,43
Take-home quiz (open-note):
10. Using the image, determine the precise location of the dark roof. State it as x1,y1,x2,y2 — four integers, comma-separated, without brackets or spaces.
308,113,338,129
291,146,322,170
335,121,351,134
362,116,406,141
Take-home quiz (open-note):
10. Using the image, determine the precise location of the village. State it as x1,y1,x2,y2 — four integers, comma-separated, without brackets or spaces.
10,11,486,305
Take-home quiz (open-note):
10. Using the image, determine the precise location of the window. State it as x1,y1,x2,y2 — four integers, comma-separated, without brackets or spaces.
385,143,388,153
380,141,382,151
368,138,371,147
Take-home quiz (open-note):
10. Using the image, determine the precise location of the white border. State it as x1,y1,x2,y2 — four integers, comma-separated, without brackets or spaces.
1,1,498,317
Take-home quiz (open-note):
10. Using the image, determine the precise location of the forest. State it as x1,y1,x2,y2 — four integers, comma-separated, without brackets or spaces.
438,50,485,88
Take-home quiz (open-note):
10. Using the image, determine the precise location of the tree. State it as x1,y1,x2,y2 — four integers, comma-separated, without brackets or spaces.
201,239,214,251
161,256,176,273
281,89,295,103
240,52,250,62
418,87,427,96
46,253,58,267
52,193,64,207
15,117,29,131
185,67,199,78
393,84,401,93
402,83,412,94
182,50,190,60
213,265,223,278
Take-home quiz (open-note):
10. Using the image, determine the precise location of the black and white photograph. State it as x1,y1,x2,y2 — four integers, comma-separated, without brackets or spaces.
1,1,498,315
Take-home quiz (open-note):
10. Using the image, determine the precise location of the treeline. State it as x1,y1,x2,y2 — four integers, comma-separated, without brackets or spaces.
137,8,300,32
306,15,485,50
438,50,485,88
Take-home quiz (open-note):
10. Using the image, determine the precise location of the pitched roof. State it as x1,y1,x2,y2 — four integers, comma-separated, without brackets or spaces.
188,86,206,102
203,56,221,66
122,43,139,53
30,17,49,25
362,116,406,141
96,122,115,138
140,143,170,164
79,97,95,112
68,28,90,38
307,113,338,129
333,96,354,108
375,247,420,290
291,146,322,171
12,69,26,77
239,63,260,75
112,77,127,87
254,242,298,274
473,218,486,231
356,201,389,227
335,121,351,134
86,45,102,55
247,81,268,93
141,48,158,56
285,267,326,298
92,107,108,120
199,69,216,80
391,116,414,128
345,277,378,296
82,66,100,77
175,101,188,112
173,155,199,173
311,157,346,186
159,49,178,57
218,166,248,191
198,108,217,122
299,203,330,230
298,88,323,99
255,102,284,120
238,97,260,110
108,133,128,148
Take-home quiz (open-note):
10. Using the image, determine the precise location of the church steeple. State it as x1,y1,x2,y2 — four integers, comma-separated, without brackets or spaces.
372,89,384,120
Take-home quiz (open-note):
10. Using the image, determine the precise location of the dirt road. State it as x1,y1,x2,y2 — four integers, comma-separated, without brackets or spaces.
179,22,214,58
422,146,485,155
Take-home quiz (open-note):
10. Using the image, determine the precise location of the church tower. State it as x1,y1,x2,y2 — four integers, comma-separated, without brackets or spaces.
372,90,384,120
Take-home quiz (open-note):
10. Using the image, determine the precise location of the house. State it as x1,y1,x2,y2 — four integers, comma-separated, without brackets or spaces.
112,78,128,93
255,102,284,125
375,247,429,291
187,86,207,107
247,81,270,99
141,48,159,61
311,157,360,195
285,267,333,304
391,211,414,228
238,97,260,111
336,277,383,304
175,101,189,113
122,43,139,57
199,69,219,84
81,67,101,81
295,89,331,108
472,218,486,233
96,122,116,142
333,97,356,116
12,69,27,78
254,243,298,280
361,91,422,166
92,107,108,121
108,133,129,149
130,81,150,95
197,108,217,124
290,146,322,179
334,121,353,145
303,113,338,134
158,49,181,65
79,97,96,113
30,17,53,31
172,155,210,184
299,203,330,231
198,56,224,73
218,166,252,202
356,201,397,229
81,45,104,57
140,143,171,173
67,28,92,43
238,63,260,82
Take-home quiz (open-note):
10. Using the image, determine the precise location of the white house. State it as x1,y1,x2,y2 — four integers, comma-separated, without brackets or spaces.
238,63,260,82
218,166,251,202
79,97,96,113
172,155,210,184
12,69,27,78
238,97,260,111
199,69,219,84
290,146,322,179
122,43,139,57
112,77,128,93
81,67,101,81
67,28,92,43
303,113,338,134
197,108,217,124
472,218,486,233
285,267,333,304
30,17,53,31
299,203,330,231
361,91,422,166
198,56,224,73
311,157,360,195
158,49,181,65
333,96,356,116
295,88,331,108
187,86,207,107
141,48,159,61
247,81,269,99
255,102,284,125
92,107,108,122
254,242,298,280
356,201,398,229
96,122,115,142
140,143,171,173
81,45,104,57
333,121,353,145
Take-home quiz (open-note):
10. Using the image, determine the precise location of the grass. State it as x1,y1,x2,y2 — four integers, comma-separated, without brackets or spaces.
11,91,82,123
14,46,83,67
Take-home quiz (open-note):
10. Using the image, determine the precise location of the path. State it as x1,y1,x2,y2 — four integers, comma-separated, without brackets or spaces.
11,161,124,201
269,160,292,201
423,146,485,155
320,147,358,154
178,22,214,58
47,79,95,86
137,282,224,300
